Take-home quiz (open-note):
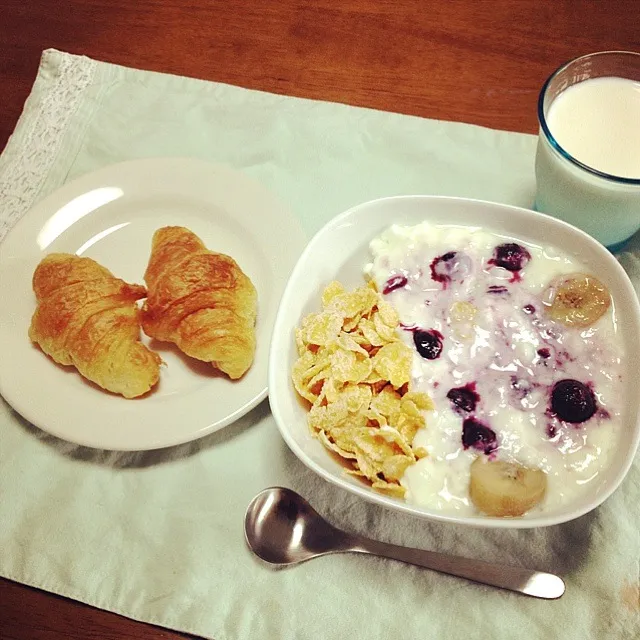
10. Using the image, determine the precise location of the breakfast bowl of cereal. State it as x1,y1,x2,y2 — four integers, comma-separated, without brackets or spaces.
268,196,640,528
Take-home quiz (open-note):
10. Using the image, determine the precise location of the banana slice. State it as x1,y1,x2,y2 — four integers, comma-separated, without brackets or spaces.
543,273,610,328
469,458,547,517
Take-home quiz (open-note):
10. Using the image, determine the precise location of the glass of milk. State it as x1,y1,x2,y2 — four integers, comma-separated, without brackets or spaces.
534,51,640,251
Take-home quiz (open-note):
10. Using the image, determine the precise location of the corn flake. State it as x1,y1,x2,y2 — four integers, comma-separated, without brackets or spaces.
326,285,378,320
377,298,399,327
357,318,387,347
371,342,412,388
292,280,434,498
373,312,399,343
321,281,346,308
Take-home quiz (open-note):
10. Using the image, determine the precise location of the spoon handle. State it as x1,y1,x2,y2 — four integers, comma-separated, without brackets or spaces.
349,537,565,599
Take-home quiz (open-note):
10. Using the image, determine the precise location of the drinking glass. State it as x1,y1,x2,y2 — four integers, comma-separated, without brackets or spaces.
534,51,640,251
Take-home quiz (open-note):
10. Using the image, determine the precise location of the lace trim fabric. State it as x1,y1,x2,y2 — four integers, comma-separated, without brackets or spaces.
0,49,97,243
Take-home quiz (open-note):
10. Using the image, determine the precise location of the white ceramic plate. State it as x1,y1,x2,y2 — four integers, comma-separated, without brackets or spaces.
269,196,640,528
0,158,306,450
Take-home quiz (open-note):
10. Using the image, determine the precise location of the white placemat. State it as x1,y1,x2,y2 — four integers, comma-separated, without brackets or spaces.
0,49,638,640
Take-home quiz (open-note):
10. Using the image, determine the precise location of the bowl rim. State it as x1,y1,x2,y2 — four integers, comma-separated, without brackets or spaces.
268,194,640,529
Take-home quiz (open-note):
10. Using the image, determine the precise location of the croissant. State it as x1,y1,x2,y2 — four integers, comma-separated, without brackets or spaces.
29,253,162,398
141,226,257,379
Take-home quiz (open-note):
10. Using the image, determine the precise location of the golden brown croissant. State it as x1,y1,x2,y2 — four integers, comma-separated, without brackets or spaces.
141,226,257,379
29,253,162,398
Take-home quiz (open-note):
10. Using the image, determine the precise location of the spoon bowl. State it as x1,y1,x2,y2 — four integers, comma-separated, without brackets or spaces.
244,487,566,599
244,486,352,565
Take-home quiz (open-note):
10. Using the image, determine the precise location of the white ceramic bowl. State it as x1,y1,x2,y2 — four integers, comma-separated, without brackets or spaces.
268,196,640,528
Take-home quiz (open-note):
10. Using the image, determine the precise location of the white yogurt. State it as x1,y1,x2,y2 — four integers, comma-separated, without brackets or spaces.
365,222,624,516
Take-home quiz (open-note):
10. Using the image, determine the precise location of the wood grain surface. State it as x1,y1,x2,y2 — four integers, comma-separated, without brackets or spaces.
0,0,638,638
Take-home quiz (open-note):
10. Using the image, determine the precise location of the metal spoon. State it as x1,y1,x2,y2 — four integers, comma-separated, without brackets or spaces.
244,487,565,599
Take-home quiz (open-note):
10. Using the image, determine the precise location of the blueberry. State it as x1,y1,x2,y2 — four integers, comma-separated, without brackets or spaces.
413,329,443,360
551,379,597,423
382,275,408,295
447,383,479,413
490,243,531,272
537,347,551,359
462,418,497,454
430,251,470,286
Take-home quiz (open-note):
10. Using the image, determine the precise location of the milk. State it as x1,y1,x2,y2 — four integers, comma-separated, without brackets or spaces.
535,76,640,248
546,77,640,179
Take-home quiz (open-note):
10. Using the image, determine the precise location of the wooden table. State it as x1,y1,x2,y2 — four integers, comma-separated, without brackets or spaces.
0,1,638,638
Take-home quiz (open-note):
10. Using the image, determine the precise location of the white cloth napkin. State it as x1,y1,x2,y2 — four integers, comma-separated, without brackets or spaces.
0,49,638,640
